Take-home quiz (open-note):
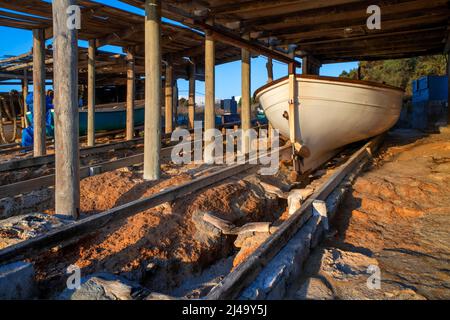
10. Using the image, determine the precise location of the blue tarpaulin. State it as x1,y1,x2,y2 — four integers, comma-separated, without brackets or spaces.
21,93,55,147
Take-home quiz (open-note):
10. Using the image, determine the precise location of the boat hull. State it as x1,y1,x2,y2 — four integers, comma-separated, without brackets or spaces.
255,75,403,173
79,106,145,135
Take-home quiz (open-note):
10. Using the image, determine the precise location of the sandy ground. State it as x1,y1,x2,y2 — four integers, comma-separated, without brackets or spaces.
29,162,284,298
289,128,450,300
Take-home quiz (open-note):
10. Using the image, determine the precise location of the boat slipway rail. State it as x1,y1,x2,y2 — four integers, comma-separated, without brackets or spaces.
0,134,384,299
0,142,290,264
206,134,385,299
0,124,267,199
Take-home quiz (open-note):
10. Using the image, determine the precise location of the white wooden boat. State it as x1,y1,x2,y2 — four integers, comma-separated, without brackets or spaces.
255,75,404,173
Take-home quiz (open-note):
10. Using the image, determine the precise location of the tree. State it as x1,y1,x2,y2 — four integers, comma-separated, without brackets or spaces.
340,55,447,96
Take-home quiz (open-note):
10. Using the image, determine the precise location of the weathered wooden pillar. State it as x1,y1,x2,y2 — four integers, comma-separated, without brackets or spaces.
266,55,273,143
143,0,161,181
164,58,173,134
87,39,96,147
22,69,29,127
126,48,135,140
33,28,46,156
204,29,216,163
448,52,450,126
302,55,321,75
288,63,298,145
173,79,178,127
188,61,196,129
241,37,251,154
53,0,80,219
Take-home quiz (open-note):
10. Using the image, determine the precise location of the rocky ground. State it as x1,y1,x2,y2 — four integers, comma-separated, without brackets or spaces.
288,128,450,300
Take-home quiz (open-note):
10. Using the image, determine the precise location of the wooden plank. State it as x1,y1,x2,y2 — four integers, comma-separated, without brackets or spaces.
87,39,96,147
53,0,80,219
0,123,267,199
22,69,29,127
0,138,143,172
448,52,450,127
0,144,289,264
206,134,385,299
188,60,196,130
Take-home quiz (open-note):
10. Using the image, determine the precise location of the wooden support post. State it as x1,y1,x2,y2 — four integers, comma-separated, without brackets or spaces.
164,58,173,134
143,0,161,181
204,29,216,163
173,79,178,127
288,63,298,145
266,57,273,83
22,69,29,128
241,36,251,154
302,55,322,75
188,61,196,129
87,39,96,147
53,0,80,219
33,29,46,157
126,48,135,140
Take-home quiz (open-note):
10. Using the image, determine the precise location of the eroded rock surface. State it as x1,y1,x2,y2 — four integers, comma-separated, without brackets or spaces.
288,129,450,300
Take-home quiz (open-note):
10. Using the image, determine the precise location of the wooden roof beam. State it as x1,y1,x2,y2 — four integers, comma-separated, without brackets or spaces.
238,0,448,32
121,0,299,66
199,22,300,66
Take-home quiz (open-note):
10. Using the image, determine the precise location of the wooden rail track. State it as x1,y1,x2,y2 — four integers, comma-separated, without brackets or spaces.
206,134,385,300
0,126,144,156
0,144,289,265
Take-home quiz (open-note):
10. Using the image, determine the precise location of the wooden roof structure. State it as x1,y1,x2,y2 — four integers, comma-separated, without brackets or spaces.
0,0,242,83
122,0,450,63
0,48,144,86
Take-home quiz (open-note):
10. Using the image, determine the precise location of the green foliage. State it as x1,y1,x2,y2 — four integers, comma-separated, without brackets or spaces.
179,97,188,108
339,55,447,96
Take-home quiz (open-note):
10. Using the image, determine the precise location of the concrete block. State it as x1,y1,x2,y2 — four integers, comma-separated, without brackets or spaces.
240,215,319,299
0,261,36,299
58,273,150,300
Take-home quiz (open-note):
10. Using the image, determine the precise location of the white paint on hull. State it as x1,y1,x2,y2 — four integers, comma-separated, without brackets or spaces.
256,76,403,172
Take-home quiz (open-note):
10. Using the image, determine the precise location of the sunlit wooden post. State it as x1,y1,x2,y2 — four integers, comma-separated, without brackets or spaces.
53,0,80,218
87,39,96,147
266,57,273,83
204,28,216,163
126,48,135,140
188,60,196,129
143,0,162,180
164,58,173,134
33,28,46,156
241,35,251,154
288,62,298,145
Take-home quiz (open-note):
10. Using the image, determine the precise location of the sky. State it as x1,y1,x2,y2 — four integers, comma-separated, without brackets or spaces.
0,0,358,99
